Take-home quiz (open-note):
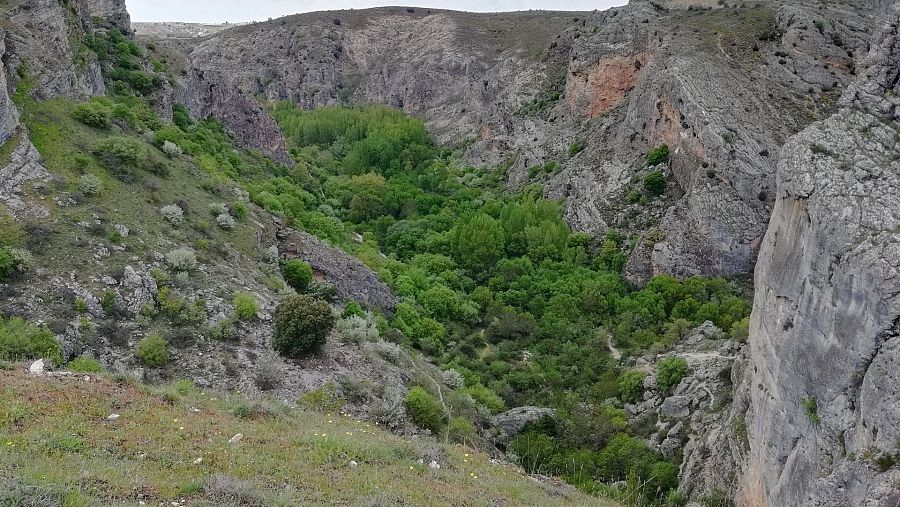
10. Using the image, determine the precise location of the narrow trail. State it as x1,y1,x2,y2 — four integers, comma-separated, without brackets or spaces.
607,334,622,361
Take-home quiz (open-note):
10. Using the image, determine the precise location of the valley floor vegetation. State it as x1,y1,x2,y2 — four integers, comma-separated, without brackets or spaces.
0,47,751,504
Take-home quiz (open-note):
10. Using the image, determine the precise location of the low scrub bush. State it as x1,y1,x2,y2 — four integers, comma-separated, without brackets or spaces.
165,247,197,271
136,334,170,368
405,386,445,434
0,317,62,365
233,292,259,321
67,355,104,373
656,357,689,392
281,259,313,292
78,174,103,196
72,101,111,128
160,204,184,226
647,144,669,166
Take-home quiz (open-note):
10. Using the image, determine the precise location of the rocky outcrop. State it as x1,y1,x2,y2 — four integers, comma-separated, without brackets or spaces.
0,133,53,220
493,406,556,443
1,0,106,100
86,0,131,32
627,322,750,500
0,34,19,145
276,226,397,315
178,69,293,165
744,5,900,504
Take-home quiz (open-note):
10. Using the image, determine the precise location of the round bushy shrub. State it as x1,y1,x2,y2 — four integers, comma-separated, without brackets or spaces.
644,171,667,195
161,140,182,158
281,259,313,292
405,386,445,434
656,356,690,392
618,370,647,404
208,202,228,216
72,101,111,128
272,294,335,358
78,174,103,196
216,213,235,230
233,292,259,321
646,144,670,166
160,204,184,226
136,334,170,367
165,247,197,272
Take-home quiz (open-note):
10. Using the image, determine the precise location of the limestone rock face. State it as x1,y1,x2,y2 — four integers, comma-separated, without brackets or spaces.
0,133,53,220
745,4,900,501
86,0,131,32
493,406,556,443
1,0,106,100
178,69,293,165
0,34,19,146
276,226,397,315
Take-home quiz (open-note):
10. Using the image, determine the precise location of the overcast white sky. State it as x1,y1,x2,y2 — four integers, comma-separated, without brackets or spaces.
127,1,627,23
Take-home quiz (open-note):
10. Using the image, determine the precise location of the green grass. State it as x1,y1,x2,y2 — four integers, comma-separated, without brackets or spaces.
0,368,615,506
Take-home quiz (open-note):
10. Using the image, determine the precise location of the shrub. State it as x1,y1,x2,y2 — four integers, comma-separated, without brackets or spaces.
462,383,505,414
165,247,197,271
272,294,335,358
644,171,666,195
298,384,344,413
342,301,365,318
92,136,146,176
161,140,182,157
802,396,820,424
136,334,169,367
160,204,184,225
233,292,259,321
0,246,21,281
335,315,378,343
448,416,477,444
619,370,647,403
568,139,586,157
281,259,313,292
78,174,103,196
67,355,104,373
730,316,750,342
364,339,403,363
405,386,445,433
647,144,669,166
209,202,229,215
216,213,235,230
442,369,465,389
254,354,283,391
0,317,62,365
656,356,690,392
72,101,111,128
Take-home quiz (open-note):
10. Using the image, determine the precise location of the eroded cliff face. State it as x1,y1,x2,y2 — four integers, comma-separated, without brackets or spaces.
0,0,111,100
745,4,900,505
0,33,19,145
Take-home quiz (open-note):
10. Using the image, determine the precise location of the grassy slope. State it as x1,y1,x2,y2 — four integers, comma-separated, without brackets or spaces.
0,367,614,506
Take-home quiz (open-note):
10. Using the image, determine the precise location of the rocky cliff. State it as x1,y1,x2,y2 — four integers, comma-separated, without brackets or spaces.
744,2,900,505
157,0,873,283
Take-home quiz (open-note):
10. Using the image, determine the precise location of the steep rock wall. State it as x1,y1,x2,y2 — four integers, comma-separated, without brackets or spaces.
745,5,900,504
0,32,19,145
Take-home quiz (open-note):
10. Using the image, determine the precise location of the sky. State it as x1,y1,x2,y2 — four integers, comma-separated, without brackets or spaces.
127,0,627,23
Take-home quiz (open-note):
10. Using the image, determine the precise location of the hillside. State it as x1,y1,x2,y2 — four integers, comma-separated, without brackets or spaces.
0,366,611,506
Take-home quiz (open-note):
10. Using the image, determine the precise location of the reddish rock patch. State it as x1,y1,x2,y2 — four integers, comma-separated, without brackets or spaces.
567,52,652,118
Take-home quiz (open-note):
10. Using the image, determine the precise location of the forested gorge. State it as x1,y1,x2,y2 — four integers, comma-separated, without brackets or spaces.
260,103,752,501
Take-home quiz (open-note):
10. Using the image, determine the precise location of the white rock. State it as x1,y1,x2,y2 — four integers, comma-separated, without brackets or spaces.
193,457,203,464
428,460,441,470
228,433,243,444
102,276,118,286
107,413,120,420
28,359,45,375
348,460,358,469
